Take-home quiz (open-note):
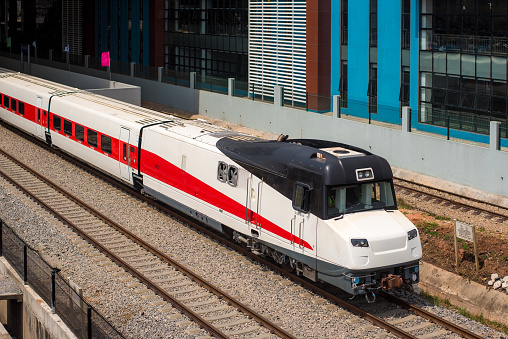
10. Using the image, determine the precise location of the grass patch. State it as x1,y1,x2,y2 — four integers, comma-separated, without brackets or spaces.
397,197,413,210
421,221,439,237
427,211,451,221
420,290,508,334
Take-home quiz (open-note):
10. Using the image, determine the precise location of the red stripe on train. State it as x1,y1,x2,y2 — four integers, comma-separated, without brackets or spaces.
141,150,313,251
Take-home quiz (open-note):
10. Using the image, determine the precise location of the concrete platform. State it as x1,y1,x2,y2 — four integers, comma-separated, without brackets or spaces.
419,261,508,327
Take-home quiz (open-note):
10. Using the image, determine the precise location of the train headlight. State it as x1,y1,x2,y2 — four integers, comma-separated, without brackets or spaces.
351,239,369,247
407,229,418,241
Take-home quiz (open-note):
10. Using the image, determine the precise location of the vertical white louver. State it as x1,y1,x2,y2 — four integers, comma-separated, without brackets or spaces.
62,0,82,55
249,0,306,104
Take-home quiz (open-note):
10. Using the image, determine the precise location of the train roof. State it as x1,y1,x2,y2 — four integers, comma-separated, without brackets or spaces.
216,138,393,185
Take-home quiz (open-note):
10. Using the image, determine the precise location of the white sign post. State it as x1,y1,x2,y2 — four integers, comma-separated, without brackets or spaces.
454,221,479,271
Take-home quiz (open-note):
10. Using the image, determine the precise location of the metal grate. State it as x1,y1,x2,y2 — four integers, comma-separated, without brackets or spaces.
249,0,307,104
62,0,82,55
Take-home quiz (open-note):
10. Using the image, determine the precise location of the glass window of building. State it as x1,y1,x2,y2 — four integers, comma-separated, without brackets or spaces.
419,0,508,135
164,0,248,81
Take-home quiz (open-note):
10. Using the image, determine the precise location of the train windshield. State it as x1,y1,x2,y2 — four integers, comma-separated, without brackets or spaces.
326,180,396,218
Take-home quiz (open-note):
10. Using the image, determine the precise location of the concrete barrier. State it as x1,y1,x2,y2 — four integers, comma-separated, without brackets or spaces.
419,261,508,327
0,257,76,339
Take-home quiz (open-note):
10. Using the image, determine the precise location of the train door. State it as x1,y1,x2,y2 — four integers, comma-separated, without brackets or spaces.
290,183,316,256
119,127,131,182
245,174,263,236
36,96,45,139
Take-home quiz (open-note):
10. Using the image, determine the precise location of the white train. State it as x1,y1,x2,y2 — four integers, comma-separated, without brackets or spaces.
0,70,422,298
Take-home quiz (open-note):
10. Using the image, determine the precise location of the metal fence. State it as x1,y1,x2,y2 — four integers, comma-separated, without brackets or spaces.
3,48,506,143
0,219,124,339
419,107,507,139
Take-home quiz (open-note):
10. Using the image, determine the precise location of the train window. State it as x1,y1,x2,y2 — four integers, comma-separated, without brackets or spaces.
326,181,396,218
217,161,228,182
293,184,311,212
3,95,8,108
18,102,24,115
63,120,72,136
53,115,61,131
75,124,85,141
227,165,238,187
101,135,112,154
10,98,16,112
87,129,97,147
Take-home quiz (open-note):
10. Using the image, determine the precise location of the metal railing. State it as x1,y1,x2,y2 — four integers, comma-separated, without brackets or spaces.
0,219,124,339
2,47,505,144
418,107,507,139
428,33,508,55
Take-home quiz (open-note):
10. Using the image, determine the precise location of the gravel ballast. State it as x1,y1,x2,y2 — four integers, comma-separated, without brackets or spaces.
0,124,505,338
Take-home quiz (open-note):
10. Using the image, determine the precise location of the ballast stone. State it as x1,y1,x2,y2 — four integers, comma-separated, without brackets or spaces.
493,280,502,290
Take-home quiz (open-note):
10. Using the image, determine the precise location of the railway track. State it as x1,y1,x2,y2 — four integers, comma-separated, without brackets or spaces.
0,147,295,339
393,178,508,223
0,122,492,338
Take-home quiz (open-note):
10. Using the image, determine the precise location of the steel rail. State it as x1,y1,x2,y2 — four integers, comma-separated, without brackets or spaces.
0,149,296,339
394,177,508,213
0,122,487,338
394,180,508,222
379,291,483,339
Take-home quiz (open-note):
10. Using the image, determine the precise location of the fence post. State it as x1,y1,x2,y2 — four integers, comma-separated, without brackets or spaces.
0,220,2,256
446,111,450,140
49,49,53,62
51,269,56,313
402,106,412,132
158,67,163,83
87,306,92,339
130,62,135,77
84,55,89,69
23,245,27,284
228,78,235,97
333,95,341,118
190,71,196,89
490,121,501,151
274,86,284,107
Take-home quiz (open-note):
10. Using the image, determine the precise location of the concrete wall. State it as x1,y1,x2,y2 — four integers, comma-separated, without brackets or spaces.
115,74,508,201
0,57,141,106
0,257,76,339
1,57,506,201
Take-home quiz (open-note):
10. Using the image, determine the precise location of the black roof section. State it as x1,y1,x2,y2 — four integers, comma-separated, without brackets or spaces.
216,137,393,185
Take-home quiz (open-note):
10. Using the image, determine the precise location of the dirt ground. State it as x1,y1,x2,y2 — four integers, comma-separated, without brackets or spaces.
402,206,508,285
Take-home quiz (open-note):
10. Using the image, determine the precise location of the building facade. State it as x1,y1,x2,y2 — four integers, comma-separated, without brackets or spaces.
0,0,506,143
332,0,507,141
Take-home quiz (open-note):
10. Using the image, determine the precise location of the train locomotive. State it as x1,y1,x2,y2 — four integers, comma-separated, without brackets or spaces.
0,69,422,298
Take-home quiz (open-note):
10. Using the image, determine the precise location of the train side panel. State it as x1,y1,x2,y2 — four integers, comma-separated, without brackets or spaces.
0,77,49,140
140,128,318,264
48,98,140,184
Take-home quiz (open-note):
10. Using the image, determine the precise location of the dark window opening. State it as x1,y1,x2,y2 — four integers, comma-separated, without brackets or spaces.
87,129,98,147
123,144,127,161
3,95,9,108
293,184,311,212
53,115,61,131
227,165,238,187
63,120,72,136
18,102,24,115
10,98,16,112
75,124,85,142
101,135,112,154
217,161,228,182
